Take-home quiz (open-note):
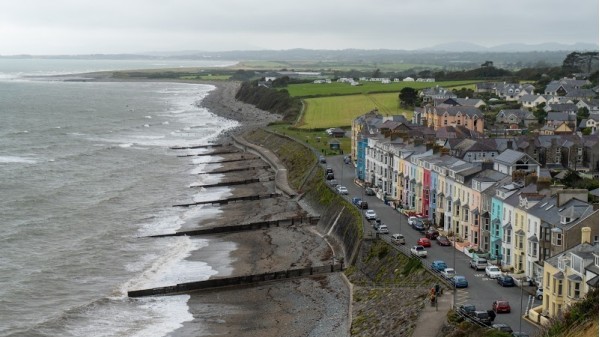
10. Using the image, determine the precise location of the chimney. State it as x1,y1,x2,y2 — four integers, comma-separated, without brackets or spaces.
507,140,513,149
556,189,589,207
581,227,592,244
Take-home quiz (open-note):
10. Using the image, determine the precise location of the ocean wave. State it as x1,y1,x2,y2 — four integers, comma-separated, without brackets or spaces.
0,156,38,164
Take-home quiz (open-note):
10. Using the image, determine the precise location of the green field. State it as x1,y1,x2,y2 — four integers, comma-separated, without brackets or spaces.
286,80,481,97
268,124,351,155
298,93,413,129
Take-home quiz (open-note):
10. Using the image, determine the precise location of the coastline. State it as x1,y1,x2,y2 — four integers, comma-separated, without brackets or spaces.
165,80,350,336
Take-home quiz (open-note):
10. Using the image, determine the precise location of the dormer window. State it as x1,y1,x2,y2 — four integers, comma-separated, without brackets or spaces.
561,216,571,224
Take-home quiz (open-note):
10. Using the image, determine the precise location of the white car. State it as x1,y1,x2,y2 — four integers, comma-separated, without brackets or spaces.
441,267,456,279
410,245,427,258
376,224,389,234
336,185,348,194
408,216,417,225
365,209,377,220
485,265,502,279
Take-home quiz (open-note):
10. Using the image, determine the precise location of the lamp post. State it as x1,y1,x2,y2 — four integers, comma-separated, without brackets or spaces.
519,276,526,334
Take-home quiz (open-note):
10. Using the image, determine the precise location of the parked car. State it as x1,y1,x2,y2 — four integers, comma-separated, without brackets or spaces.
410,245,427,258
319,155,326,163
491,323,513,333
327,179,339,187
412,219,425,231
485,265,502,279
391,233,406,245
497,275,515,287
351,197,361,205
326,167,333,174
451,275,469,288
535,287,543,300
364,210,377,220
407,216,417,226
417,237,431,247
458,304,477,317
441,268,456,279
437,236,451,246
357,201,368,209
326,172,335,180
469,258,488,271
472,310,492,326
365,187,375,196
343,156,350,164
492,300,511,313
431,260,448,272
376,224,389,234
336,185,348,194
425,229,440,240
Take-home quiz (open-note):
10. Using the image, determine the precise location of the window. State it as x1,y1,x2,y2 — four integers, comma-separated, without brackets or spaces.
546,272,550,287
557,280,563,296
574,282,581,299
552,233,563,246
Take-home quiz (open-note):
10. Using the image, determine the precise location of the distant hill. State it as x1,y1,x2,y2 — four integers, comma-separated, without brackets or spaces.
422,41,598,52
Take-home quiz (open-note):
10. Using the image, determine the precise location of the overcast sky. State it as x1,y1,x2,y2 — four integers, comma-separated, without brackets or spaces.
1,0,598,55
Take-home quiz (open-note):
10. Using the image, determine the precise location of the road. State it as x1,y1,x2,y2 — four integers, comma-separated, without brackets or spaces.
323,155,541,336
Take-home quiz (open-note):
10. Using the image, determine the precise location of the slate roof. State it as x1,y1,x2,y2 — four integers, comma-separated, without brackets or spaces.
547,103,578,112
494,149,533,166
547,112,576,122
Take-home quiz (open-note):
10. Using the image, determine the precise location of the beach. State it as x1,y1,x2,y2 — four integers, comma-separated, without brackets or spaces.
163,80,351,337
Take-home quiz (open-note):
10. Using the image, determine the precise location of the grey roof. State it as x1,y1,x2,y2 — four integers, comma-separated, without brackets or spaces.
528,235,539,243
568,274,583,281
547,112,576,121
528,196,595,230
494,149,535,166
547,103,578,112
546,242,599,273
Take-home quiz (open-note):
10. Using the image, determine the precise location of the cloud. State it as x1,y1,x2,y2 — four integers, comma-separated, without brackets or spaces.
0,0,597,54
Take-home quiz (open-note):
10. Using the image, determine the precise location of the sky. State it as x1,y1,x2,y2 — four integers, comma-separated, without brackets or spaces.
0,0,598,55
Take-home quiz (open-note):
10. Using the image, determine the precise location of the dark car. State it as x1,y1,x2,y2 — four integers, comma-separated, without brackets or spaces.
451,275,468,288
326,167,334,174
492,323,513,333
497,275,515,287
437,236,451,246
412,219,425,231
458,304,476,317
425,229,440,240
365,187,375,196
326,172,335,180
358,201,368,209
472,310,492,326
351,197,361,205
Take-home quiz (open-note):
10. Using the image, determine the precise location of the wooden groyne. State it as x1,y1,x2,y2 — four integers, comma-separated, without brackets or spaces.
200,165,270,174
170,143,229,150
149,215,320,238
188,156,259,165
128,263,344,298
190,177,274,188
173,193,281,207
177,149,239,157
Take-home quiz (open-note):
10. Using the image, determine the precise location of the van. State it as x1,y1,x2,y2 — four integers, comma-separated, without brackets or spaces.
470,258,488,271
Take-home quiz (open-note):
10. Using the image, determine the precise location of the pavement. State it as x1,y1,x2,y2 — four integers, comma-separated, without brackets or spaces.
412,292,453,337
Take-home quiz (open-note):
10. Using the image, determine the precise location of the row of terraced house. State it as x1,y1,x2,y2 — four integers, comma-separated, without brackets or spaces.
351,109,599,322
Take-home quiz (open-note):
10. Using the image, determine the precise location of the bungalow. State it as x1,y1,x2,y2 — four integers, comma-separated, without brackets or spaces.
518,94,547,108
578,113,599,133
544,103,578,115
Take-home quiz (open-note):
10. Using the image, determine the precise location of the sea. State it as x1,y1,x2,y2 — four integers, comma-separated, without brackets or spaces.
0,58,240,337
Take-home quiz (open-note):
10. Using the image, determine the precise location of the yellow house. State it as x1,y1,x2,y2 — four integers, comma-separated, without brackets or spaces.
537,227,598,320
513,206,528,275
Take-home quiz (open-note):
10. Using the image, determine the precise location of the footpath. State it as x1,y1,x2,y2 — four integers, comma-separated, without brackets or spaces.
412,292,453,337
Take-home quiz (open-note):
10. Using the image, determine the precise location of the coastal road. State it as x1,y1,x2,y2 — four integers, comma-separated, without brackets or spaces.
323,155,541,336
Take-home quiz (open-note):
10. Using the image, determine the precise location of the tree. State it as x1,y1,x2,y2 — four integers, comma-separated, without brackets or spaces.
398,87,418,107
371,68,381,78
533,102,547,124
576,107,590,125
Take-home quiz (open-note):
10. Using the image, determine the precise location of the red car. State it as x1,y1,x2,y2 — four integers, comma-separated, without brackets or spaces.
492,300,511,313
417,237,431,247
